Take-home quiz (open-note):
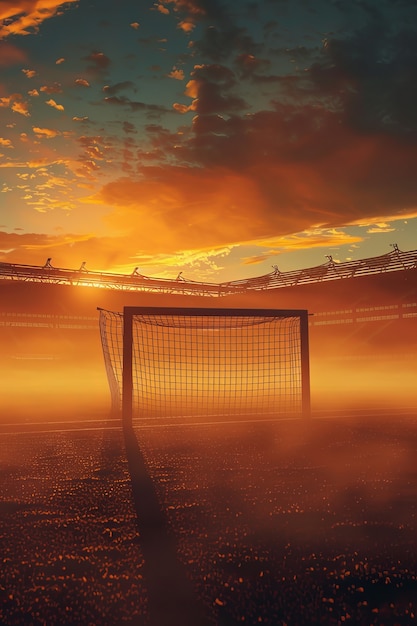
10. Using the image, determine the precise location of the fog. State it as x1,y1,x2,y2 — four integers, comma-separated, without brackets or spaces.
1,339,415,423
0,329,108,422
1,274,416,422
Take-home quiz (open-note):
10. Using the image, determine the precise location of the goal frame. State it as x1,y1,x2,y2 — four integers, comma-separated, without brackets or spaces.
121,307,311,425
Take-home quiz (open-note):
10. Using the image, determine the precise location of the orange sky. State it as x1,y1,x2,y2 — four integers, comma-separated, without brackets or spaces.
1,0,417,281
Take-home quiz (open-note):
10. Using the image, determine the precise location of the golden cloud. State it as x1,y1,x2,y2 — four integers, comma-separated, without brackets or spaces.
155,4,170,15
75,78,90,87
22,68,36,78
0,93,30,116
158,0,206,17
178,20,195,33
366,226,396,234
241,230,364,265
168,67,185,80
347,211,417,227
45,98,64,111
172,102,193,114
12,99,30,116
32,126,60,139
0,1,78,39
89,170,280,255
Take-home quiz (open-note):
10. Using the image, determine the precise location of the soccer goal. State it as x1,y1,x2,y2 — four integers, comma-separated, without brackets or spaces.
98,307,311,423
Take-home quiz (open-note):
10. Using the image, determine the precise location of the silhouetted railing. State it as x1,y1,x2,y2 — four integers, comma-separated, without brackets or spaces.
0,246,416,296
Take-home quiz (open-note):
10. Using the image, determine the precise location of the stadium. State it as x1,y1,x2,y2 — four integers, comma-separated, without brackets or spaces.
1,244,416,415
1,246,417,625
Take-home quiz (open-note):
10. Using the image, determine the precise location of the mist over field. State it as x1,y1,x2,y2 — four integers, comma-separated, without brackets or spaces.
1,266,416,422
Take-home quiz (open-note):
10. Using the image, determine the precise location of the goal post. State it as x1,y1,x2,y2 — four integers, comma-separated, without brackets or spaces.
99,307,311,424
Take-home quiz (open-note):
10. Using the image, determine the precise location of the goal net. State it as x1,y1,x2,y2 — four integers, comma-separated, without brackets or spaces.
98,307,310,422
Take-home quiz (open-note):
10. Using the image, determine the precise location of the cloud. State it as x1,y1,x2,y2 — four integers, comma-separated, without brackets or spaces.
155,4,170,16
0,230,94,257
0,157,64,169
83,50,111,76
90,167,307,255
102,81,135,96
2,0,417,275
12,98,30,117
0,137,14,148
157,0,249,61
178,20,195,33
74,78,90,88
168,67,185,80
282,18,417,137
173,102,194,114
119,245,234,279
189,11,260,63
45,98,64,111
22,68,36,78
234,53,271,79
366,224,396,234
1,94,26,112
154,93,417,225
32,127,60,139
0,1,78,39
76,135,109,169
104,95,168,116
87,98,417,255
123,122,137,134
40,82,63,94
241,230,364,265
0,229,138,272
157,0,217,21
173,63,247,115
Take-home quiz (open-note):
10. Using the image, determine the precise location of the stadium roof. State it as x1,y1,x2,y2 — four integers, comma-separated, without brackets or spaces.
0,245,416,297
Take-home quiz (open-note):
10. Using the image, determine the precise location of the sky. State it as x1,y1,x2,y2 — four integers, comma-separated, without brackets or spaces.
0,0,417,282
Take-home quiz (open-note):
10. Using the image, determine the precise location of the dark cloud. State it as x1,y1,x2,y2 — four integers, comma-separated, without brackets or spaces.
83,51,111,77
293,20,417,136
103,81,135,96
104,95,168,116
192,26,256,62
175,63,248,115
234,53,271,79
138,96,417,233
165,0,262,61
167,0,232,24
2,0,417,271
123,121,137,134
39,82,63,95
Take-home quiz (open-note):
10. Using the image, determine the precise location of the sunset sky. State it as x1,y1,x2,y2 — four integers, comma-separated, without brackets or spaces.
1,0,417,281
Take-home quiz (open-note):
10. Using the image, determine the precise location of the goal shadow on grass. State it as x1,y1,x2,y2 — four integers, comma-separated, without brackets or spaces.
123,423,212,626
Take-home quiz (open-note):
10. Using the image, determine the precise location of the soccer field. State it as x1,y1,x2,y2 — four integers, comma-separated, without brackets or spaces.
1,412,417,625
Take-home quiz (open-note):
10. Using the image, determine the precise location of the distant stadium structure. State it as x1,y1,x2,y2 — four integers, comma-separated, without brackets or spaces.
0,245,416,297
1,245,416,410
